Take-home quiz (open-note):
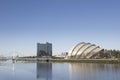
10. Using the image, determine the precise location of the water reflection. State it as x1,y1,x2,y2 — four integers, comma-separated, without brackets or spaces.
69,63,120,80
0,62,120,80
37,62,52,80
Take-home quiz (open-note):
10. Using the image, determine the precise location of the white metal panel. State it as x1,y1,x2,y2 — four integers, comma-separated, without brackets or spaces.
71,43,86,56
83,46,98,56
86,48,103,58
76,43,91,56
68,42,85,56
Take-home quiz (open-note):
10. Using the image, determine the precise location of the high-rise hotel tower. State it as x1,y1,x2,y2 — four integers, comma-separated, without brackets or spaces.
37,42,52,57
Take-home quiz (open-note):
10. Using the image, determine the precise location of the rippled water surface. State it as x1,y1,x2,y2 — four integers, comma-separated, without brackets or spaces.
0,62,120,80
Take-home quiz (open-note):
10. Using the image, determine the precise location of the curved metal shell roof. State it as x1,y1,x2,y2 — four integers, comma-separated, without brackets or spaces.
68,42,103,58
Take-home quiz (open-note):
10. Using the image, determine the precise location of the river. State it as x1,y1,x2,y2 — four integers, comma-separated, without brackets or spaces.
0,62,120,80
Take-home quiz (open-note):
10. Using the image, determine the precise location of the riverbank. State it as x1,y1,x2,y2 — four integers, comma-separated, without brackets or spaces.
1,58,120,63
48,59,120,63
15,59,120,64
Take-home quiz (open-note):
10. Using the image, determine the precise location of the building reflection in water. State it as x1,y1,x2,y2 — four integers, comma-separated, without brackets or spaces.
69,63,120,80
37,62,52,80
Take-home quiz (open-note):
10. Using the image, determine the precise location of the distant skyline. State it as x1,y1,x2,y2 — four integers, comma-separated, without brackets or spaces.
0,0,120,56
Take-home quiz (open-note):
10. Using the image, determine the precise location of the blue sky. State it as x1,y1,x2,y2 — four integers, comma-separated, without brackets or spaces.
0,0,120,56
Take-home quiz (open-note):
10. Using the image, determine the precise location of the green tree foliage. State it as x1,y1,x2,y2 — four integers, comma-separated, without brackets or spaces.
105,49,120,59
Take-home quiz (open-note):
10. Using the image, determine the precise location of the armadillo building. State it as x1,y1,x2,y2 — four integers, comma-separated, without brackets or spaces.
68,42,104,59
